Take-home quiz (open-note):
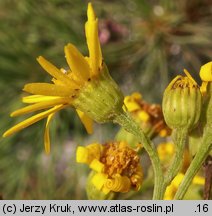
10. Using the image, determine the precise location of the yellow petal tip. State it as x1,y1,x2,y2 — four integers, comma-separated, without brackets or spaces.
36,56,43,62
2,131,9,138
64,43,70,51
44,143,51,155
10,112,15,117
22,85,28,92
64,43,76,57
183,69,197,84
87,2,96,21
45,149,50,155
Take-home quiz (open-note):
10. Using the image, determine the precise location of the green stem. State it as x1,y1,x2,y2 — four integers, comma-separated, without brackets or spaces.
174,127,212,199
163,128,188,188
114,111,164,200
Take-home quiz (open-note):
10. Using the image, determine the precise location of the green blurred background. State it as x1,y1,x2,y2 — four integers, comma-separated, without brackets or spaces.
0,0,211,199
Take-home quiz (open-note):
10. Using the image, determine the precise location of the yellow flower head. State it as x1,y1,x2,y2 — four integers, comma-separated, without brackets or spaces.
76,141,143,196
164,173,205,200
3,3,124,154
124,92,171,138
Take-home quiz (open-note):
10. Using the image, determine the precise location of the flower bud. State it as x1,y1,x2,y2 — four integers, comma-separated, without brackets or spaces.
162,70,202,130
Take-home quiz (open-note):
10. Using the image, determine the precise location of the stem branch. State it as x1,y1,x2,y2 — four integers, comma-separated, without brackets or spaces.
163,128,188,188
114,111,164,199
174,127,212,199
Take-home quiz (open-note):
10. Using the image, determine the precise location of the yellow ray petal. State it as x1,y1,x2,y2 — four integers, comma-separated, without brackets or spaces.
165,75,182,91
76,146,89,164
199,61,212,82
64,43,90,81
23,83,74,97
85,3,102,76
91,173,108,191
192,175,205,185
68,72,86,87
22,95,61,104
44,113,55,155
52,78,64,86
124,100,140,112
37,56,77,88
137,110,150,122
183,69,197,85
89,159,105,172
3,105,66,137
76,109,93,134
11,97,70,117
200,81,208,94
87,2,96,21
105,174,131,193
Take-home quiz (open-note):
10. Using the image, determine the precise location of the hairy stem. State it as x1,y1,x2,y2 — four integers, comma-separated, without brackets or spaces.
163,128,188,189
174,126,212,199
114,111,164,199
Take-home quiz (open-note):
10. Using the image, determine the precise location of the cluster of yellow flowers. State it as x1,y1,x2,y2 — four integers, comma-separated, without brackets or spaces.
164,173,205,200
157,142,205,199
124,92,171,138
76,141,142,198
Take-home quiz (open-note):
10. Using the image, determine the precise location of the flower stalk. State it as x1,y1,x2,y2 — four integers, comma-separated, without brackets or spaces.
162,128,188,193
174,126,212,199
113,110,164,199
